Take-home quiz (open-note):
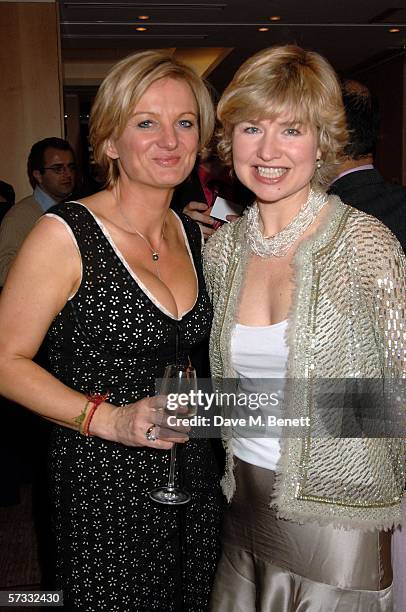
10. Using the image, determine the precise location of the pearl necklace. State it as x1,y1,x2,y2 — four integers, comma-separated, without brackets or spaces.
246,188,328,258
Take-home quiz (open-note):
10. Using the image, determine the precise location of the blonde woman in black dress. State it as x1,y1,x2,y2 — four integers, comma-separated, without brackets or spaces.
0,52,222,611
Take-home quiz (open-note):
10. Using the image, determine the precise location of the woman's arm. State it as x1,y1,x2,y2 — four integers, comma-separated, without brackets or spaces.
0,217,184,449
365,221,406,377
354,216,406,439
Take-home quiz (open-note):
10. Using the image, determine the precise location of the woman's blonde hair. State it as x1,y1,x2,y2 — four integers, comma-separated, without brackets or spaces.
217,45,348,188
90,51,215,187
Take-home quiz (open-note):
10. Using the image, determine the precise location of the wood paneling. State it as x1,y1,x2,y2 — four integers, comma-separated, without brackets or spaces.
0,2,63,201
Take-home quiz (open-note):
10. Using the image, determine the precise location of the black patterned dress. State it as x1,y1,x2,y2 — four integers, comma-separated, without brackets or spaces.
45,202,222,612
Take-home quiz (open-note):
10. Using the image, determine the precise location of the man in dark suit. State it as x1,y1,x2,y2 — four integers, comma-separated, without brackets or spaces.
328,80,406,252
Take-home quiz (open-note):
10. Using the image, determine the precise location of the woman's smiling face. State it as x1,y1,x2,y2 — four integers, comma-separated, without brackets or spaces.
232,112,321,208
107,77,199,191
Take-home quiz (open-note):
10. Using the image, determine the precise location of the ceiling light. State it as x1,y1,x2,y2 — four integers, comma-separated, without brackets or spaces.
258,27,269,32
136,26,147,31
269,16,281,21
388,27,400,33
137,15,149,20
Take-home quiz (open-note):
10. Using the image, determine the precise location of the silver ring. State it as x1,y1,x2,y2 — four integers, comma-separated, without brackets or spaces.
145,424,157,441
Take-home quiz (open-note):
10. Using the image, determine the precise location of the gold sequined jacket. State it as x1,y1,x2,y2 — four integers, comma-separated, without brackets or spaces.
204,197,405,530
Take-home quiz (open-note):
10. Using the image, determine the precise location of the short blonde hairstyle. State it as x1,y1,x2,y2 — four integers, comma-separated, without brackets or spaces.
90,51,215,187
217,45,348,188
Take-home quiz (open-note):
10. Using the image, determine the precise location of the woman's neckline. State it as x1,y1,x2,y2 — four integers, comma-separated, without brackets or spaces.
69,200,199,321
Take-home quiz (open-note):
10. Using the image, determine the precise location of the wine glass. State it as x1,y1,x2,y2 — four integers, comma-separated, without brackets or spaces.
149,364,197,505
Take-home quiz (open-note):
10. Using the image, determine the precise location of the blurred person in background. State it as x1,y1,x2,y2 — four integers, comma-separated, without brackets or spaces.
0,137,76,286
0,180,15,224
329,79,406,252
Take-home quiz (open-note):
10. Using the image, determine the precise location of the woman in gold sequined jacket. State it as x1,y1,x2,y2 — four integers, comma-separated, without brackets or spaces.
204,45,405,612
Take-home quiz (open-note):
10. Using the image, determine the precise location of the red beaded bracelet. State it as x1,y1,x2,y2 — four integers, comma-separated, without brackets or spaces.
81,392,109,437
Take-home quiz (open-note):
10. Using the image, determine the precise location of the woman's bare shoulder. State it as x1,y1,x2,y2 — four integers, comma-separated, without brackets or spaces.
72,189,113,216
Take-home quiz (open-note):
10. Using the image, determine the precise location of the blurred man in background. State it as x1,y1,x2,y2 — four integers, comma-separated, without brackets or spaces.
0,137,76,285
329,79,405,251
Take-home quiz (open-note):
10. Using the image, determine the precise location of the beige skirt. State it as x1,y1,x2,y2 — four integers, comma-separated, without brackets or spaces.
210,458,393,612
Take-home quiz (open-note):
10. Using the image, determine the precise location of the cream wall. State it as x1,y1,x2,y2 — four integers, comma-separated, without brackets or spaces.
0,1,63,201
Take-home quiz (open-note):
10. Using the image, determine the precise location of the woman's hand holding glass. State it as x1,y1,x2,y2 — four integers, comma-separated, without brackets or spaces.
90,394,190,449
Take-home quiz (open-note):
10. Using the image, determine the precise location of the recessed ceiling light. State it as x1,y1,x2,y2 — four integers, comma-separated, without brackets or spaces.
269,16,281,21
138,15,150,20
136,27,147,32
389,27,400,33
258,27,269,32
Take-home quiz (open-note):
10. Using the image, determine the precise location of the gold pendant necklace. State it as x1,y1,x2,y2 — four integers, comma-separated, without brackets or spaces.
127,223,165,280
130,226,163,262
115,191,167,276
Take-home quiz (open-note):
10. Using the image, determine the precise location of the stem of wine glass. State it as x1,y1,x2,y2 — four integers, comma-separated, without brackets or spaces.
167,443,177,491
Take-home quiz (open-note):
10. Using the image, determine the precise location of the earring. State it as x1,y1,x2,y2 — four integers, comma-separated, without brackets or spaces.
316,158,323,169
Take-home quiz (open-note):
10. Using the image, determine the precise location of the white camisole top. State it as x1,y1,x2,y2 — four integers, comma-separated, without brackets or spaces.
230,320,288,471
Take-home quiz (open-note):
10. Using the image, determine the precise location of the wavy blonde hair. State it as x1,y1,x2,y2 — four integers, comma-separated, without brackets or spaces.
90,51,215,187
217,45,348,188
